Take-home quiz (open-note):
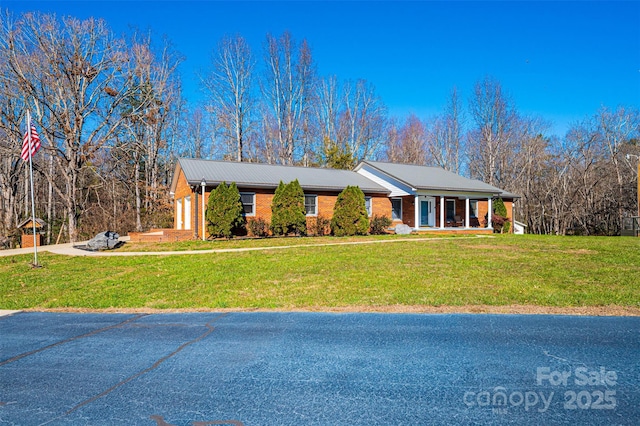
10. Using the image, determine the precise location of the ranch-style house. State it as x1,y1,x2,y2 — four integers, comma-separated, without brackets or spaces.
132,159,518,242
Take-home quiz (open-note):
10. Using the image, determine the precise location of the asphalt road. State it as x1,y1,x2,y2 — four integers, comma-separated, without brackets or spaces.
1,312,638,425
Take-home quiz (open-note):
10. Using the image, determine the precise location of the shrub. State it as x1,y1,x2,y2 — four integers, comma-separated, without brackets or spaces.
494,198,507,218
491,214,506,228
247,217,270,237
270,181,287,235
331,186,369,236
492,198,509,233
206,182,245,239
271,180,307,236
310,215,331,236
370,215,392,235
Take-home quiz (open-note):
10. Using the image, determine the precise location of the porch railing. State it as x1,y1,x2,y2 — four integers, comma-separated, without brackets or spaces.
621,217,640,237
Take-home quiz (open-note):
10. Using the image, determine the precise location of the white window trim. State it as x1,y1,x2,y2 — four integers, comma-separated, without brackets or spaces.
240,192,256,217
365,196,372,217
391,198,403,221
305,194,318,216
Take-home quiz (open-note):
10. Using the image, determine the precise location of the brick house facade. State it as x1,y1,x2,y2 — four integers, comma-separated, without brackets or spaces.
170,159,391,239
165,159,518,241
354,161,517,233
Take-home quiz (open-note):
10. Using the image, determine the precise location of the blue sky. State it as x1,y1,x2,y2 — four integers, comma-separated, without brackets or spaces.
3,1,639,136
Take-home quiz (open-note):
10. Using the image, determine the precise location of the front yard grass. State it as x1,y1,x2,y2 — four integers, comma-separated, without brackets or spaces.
1,234,639,311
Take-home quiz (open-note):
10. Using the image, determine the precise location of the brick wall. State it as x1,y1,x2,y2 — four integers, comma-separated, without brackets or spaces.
372,196,392,219
21,234,42,248
504,200,514,222
128,229,193,242
477,200,489,227
175,174,523,236
402,197,415,227
476,198,515,232
186,185,391,237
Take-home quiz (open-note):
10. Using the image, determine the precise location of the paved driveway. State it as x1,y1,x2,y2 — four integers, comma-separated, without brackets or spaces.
1,312,638,425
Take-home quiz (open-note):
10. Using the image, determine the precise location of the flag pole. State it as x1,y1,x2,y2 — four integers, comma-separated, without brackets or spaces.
26,110,38,267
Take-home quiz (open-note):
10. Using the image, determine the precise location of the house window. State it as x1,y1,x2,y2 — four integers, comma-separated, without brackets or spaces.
365,196,372,216
446,199,456,222
305,195,317,216
391,198,402,221
240,192,255,216
470,200,478,218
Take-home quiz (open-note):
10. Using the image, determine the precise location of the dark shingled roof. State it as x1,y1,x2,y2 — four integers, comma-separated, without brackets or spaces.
174,158,390,194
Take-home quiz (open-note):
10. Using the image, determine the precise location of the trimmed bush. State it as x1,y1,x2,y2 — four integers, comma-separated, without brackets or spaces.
331,186,369,236
206,182,245,238
247,217,270,237
370,215,392,235
494,198,507,218
310,215,331,236
271,179,307,236
492,198,510,233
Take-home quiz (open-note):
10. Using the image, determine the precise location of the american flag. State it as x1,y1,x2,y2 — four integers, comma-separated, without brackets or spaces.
20,121,41,161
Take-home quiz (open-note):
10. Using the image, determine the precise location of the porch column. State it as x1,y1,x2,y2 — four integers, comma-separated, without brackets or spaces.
487,197,493,229
414,195,420,230
194,189,199,239
440,196,445,229
465,197,470,228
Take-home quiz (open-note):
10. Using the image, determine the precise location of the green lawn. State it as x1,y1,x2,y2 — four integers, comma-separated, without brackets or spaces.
1,234,639,310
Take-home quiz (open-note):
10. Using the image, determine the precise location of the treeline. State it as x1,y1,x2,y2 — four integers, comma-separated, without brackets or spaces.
0,11,638,246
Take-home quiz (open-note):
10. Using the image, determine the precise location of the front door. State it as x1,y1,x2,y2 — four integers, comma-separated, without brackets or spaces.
419,197,435,227
420,200,429,226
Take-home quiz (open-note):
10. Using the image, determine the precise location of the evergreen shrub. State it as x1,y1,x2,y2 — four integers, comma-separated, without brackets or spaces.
370,215,392,235
206,182,245,238
331,186,369,236
271,180,307,236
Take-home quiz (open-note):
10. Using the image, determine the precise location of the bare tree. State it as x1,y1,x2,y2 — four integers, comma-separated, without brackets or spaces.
382,117,401,163
339,79,386,163
316,75,340,148
383,114,426,165
203,35,254,162
1,13,138,242
0,63,27,241
467,76,518,187
117,32,183,231
183,106,213,159
425,87,464,173
261,32,315,165
596,105,640,226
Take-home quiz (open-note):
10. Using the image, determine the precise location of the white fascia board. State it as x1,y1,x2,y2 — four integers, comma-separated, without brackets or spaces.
356,165,414,197
418,190,499,198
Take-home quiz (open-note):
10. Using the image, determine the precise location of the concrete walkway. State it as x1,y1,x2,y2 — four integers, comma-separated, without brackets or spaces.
0,241,87,257
0,235,492,257
0,236,133,257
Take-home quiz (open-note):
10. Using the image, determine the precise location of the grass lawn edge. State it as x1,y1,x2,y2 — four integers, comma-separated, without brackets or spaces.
13,304,640,317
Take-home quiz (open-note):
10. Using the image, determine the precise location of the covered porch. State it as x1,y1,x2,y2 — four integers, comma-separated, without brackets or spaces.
394,193,497,233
